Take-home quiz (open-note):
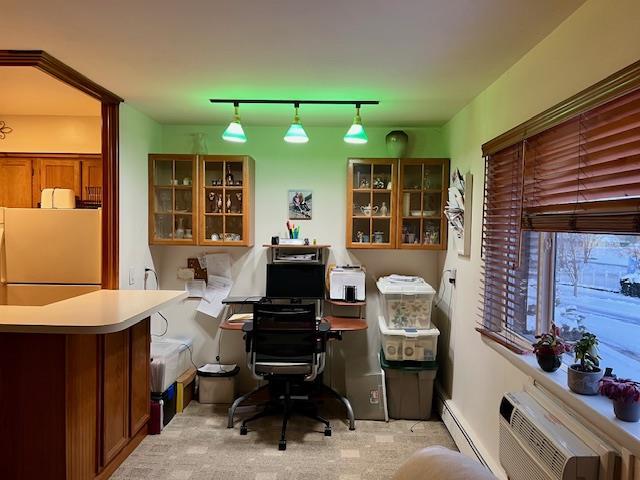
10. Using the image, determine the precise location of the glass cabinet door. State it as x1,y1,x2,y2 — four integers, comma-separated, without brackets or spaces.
398,159,448,249
149,155,197,244
200,156,248,245
348,159,396,248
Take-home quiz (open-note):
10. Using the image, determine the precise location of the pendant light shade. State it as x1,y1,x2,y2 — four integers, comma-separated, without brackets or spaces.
222,105,247,143
284,106,309,143
343,106,368,144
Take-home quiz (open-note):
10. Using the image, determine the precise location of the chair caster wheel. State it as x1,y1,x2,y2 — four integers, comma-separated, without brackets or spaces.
278,440,287,451
240,426,248,435
324,427,332,437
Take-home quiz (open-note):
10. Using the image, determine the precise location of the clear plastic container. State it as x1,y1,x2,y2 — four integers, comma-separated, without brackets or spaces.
378,314,440,362
151,337,194,393
377,275,436,329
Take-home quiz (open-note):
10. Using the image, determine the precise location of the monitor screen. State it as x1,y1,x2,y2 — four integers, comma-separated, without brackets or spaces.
266,264,325,299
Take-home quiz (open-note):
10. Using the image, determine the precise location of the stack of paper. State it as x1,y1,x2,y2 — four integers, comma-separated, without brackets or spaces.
192,253,234,318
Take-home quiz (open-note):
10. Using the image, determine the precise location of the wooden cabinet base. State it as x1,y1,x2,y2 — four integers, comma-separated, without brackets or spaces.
0,318,150,480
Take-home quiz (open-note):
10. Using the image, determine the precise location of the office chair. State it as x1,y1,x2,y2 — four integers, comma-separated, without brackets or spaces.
238,302,331,450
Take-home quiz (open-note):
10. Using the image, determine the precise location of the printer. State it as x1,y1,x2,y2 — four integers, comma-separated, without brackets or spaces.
329,265,366,302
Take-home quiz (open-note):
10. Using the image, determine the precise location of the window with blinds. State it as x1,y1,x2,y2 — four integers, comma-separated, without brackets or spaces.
480,144,532,347
479,62,640,350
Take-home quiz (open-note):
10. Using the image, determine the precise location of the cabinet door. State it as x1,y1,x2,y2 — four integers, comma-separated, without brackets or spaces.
39,159,81,197
129,318,150,436
81,159,102,201
0,158,32,207
101,330,130,466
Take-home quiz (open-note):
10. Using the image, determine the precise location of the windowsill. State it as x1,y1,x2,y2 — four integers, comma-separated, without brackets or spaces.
483,336,640,458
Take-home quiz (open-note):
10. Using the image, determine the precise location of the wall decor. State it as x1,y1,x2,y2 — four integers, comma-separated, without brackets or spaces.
288,190,312,220
444,169,472,256
0,120,13,139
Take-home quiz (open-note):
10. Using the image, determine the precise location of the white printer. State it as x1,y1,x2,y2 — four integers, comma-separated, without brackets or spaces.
329,265,366,301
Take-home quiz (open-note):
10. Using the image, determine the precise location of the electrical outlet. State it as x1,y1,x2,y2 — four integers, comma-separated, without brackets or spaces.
448,268,457,285
128,267,135,286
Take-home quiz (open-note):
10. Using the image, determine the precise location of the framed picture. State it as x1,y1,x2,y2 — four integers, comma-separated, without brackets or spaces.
288,190,312,220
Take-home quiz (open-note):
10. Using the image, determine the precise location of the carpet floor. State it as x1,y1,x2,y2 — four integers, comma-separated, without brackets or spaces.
112,402,457,480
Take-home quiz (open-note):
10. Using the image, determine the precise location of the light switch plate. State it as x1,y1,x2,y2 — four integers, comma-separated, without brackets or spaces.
128,267,135,286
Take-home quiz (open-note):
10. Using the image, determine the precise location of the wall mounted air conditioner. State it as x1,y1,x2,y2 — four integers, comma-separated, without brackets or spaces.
499,392,600,480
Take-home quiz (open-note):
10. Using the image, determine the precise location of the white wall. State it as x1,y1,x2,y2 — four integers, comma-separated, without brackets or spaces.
151,125,447,393
119,103,162,289
0,115,101,153
438,0,640,474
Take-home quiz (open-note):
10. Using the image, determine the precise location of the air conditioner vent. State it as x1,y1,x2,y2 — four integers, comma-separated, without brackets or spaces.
500,422,553,480
511,408,566,479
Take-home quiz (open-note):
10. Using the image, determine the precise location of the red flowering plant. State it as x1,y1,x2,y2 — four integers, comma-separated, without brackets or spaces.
599,377,640,402
532,323,573,356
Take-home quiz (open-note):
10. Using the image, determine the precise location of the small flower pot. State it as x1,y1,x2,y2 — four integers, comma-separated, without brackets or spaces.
613,398,640,422
536,353,562,373
567,365,603,395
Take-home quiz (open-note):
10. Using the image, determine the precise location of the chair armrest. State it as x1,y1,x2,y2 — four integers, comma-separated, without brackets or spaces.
241,321,253,333
242,321,253,353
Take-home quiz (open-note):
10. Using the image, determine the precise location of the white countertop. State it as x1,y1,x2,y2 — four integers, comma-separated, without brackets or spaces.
0,289,187,334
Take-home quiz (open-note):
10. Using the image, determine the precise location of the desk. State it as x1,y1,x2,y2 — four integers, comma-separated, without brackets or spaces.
222,315,367,430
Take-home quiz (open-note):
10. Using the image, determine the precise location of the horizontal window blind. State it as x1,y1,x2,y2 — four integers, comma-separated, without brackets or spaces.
522,87,640,233
480,144,530,346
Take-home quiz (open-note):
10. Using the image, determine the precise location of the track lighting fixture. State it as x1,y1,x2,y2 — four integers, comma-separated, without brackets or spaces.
343,104,368,144
283,104,309,144
221,103,247,143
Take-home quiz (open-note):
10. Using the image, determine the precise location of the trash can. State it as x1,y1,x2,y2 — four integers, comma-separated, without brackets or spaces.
380,350,437,420
197,364,240,404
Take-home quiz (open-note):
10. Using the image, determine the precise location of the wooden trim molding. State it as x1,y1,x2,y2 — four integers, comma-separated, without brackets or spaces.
0,50,122,288
482,58,640,156
0,50,123,104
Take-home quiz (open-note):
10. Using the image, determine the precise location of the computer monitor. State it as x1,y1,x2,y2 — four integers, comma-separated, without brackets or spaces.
265,263,325,299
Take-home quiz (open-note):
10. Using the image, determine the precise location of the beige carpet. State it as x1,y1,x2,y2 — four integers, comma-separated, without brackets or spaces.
112,402,457,480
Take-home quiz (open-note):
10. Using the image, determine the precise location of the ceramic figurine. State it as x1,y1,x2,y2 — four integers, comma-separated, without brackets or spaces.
356,231,364,243
226,164,234,185
380,202,388,216
216,194,223,212
359,177,370,189
226,194,232,212
175,217,185,239
373,177,385,189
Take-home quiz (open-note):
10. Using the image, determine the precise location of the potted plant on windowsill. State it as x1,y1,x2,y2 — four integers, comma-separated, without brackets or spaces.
532,324,571,373
599,376,640,422
567,331,603,395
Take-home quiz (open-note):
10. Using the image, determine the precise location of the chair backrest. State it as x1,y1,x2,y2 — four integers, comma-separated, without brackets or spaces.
252,303,317,363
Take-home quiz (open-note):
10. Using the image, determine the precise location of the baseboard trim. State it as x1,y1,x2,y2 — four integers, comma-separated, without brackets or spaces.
435,384,506,479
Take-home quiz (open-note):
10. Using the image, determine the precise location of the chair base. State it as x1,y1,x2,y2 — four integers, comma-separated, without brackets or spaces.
237,379,331,450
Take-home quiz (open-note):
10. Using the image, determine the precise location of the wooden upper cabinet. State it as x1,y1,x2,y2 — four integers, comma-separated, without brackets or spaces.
346,158,449,250
347,158,397,249
199,155,254,247
397,158,449,250
0,158,32,207
148,154,198,245
39,159,81,196
147,154,254,246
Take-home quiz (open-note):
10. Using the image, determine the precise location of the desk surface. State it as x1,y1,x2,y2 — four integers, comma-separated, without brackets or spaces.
220,315,367,332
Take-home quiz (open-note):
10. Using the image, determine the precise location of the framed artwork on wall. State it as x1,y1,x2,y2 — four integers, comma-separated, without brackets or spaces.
288,190,312,220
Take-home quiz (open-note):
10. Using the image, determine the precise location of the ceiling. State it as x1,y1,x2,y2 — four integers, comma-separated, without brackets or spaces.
1,0,584,126
0,67,100,116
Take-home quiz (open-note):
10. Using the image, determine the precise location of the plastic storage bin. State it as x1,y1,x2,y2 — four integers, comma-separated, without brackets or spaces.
197,364,240,404
379,314,440,362
377,275,436,329
150,337,194,394
381,350,437,420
